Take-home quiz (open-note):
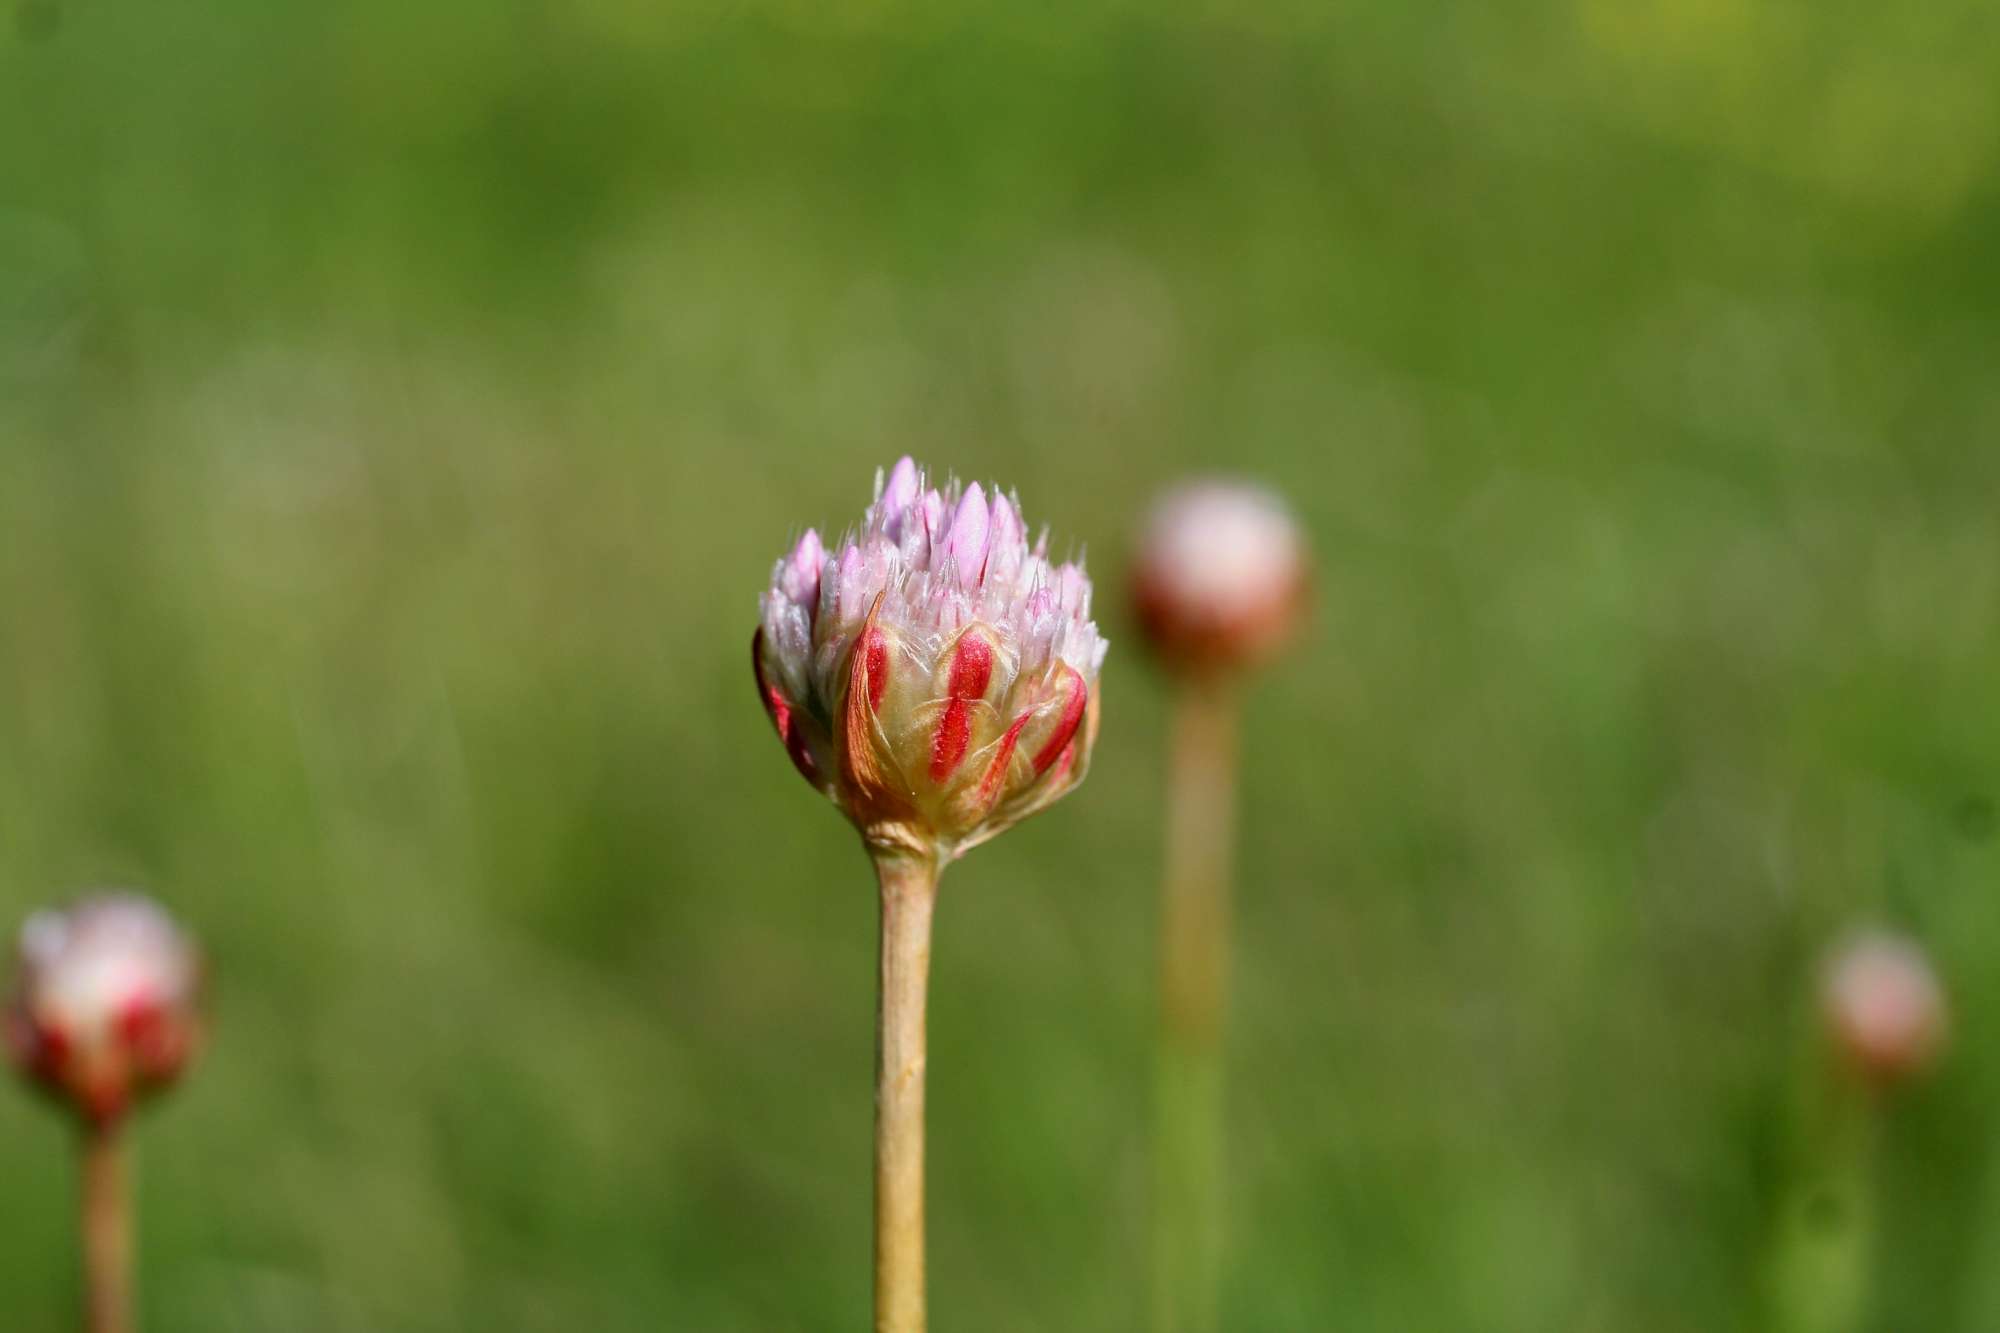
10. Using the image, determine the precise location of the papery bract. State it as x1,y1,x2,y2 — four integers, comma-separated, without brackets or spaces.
756,458,1107,859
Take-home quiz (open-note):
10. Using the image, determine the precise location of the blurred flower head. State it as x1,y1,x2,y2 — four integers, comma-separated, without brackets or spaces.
756,457,1107,861
1131,480,1308,678
5,893,204,1126
1822,930,1947,1088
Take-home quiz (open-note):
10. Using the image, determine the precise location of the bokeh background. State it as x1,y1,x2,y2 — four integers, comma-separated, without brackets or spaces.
4,0,2000,1328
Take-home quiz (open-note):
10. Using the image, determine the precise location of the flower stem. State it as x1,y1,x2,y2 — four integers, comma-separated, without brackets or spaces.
1151,679,1240,1333
873,850,941,1333
80,1120,133,1333
1768,1066,1880,1333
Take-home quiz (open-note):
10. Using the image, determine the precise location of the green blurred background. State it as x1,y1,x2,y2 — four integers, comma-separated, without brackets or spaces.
4,0,1999,1328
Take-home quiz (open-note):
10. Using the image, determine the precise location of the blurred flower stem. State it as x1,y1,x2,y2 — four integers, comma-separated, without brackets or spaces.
1767,930,1947,1333
80,1121,133,1333
873,851,940,1333
1151,680,1239,1333
1767,1056,1880,1333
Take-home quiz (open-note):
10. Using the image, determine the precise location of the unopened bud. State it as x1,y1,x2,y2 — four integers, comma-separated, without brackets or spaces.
5,893,204,1126
1131,481,1308,677
755,458,1107,861
1822,931,1946,1088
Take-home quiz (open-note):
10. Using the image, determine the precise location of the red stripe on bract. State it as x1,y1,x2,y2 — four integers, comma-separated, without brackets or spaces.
116,993,161,1045
929,635,995,780
977,710,1034,803
1050,740,1077,783
753,631,819,780
1031,668,1087,774
841,597,908,816
946,634,993,699
865,629,890,714
137,1022,192,1078
771,689,820,780
930,701,972,780
752,631,790,735
37,1020,71,1073
762,683,792,736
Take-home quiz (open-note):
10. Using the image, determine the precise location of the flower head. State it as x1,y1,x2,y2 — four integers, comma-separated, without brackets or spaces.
756,458,1107,860
1131,480,1308,677
1822,930,1947,1088
5,893,204,1126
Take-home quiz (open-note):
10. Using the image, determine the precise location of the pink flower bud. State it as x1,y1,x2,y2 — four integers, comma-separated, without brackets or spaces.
755,459,1107,859
1822,931,1947,1088
881,456,920,520
947,483,990,590
1131,480,1309,677
6,893,204,1126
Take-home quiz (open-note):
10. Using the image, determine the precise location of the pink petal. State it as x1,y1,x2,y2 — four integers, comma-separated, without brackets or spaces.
883,457,920,512
949,482,990,588
781,529,825,607
987,493,1023,576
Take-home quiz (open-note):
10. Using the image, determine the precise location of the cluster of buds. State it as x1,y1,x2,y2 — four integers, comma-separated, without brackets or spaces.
1821,930,1948,1089
5,893,204,1126
1131,481,1309,678
756,458,1107,861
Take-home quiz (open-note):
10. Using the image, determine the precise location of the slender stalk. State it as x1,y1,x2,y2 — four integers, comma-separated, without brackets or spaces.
1151,679,1240,1333
1769,1064,1880,1333
80,1120,133,1333
873,851,941,1333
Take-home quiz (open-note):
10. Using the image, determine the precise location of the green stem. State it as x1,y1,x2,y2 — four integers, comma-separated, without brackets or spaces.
1151,680,1239,1333
873,851,942,1333
1768,1063,1880,1333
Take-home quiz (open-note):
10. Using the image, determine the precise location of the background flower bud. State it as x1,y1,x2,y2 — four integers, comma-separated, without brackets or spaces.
6,893,204,1125
1131,480,1309,677
756,458,1107,859
1821,931,1947,1088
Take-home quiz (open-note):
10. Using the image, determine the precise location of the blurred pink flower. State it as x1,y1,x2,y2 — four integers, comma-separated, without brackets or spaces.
1822,930,1947,1087
6,893,204,1126
1132,480,1308,677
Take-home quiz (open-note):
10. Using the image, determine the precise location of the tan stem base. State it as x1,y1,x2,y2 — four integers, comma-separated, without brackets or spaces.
82,1123,133,1333
874,853,940,1333
1152,682,1239,1333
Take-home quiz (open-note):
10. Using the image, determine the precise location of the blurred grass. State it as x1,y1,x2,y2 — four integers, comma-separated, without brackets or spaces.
3,0,2000,1328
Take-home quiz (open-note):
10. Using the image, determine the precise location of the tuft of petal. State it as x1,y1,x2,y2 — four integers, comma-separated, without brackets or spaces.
920,490,947,552
948,483,990,588
882,456,920,513
986,492,1025,585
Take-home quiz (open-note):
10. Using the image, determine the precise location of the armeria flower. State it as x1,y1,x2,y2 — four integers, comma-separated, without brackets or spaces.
1822,931,1947,1087
1131,480,1309,677
1130,479,1307,1330
755,457,1107,861
5,893,204,1126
